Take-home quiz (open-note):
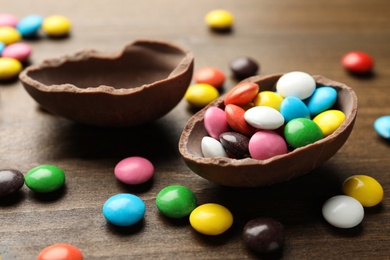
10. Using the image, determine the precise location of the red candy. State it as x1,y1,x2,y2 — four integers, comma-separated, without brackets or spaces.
341,51,374,74
225,104,255,136
224,82,259,106
37,243,83,260
194,67,225,88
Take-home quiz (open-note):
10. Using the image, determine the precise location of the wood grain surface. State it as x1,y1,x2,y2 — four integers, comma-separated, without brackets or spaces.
1,1,389,259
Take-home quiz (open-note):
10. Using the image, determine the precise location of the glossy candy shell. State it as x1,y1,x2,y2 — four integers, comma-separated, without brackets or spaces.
156,185,197,218
179,74,357,187
37,243,83,260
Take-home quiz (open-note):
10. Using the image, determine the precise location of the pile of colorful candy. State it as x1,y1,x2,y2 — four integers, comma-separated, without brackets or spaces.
0,13,71,81
200,71,345,160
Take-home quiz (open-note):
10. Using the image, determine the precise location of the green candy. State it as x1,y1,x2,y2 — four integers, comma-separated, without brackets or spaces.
156,185,197,218
24,165,65,193
284,118,324,148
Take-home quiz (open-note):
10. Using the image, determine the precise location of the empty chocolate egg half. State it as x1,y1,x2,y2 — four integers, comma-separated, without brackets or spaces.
179,74,358,187
20,39,194,127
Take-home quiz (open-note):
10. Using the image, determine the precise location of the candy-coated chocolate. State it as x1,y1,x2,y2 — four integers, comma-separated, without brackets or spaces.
37,243,83,260
205,9,234,30
276,71,316,100
225,104,255,136
280,96,310,122
313,110,345,136
189,203,233,235
342,175,384,207
249,131,287,160
229,56,259,80
204,107,230,139
156,185,197,218
253,91,283,111
16,14,43,37
305,86,337,116
0,57,22,80
24,165,65,193
0,13,19,27
244,106,285,130
0,169,24,197
224,82,259,106
114,156,154,185
322,195,364,228
184,83,219,108
102,193,145,226
243,217,285,254
219,132,250,158
0,26,21,45
0,42,5,54
194,67,225,88
2,42,32,62
201,136,229,158
284,118,324,148
42,15,71,37
374,115,390,139
341,51,374,74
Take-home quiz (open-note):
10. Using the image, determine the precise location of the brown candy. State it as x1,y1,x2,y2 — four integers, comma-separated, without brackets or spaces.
242,217,285,254
0,169,24,197
219,132,250,159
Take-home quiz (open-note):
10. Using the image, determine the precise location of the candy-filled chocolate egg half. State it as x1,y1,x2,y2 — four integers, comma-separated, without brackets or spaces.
20,39,194,127
179,74,357,187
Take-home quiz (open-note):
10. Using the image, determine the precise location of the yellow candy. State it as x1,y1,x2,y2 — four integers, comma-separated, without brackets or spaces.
42,15,71,37
189,203,233,235
343,175,384,207
184,83,219,108
253,91,284,111
313,110,345,136
0,57,22,80
0,26,21,45
205,9,234,30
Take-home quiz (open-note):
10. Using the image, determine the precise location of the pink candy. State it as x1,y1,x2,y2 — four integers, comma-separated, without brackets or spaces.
2,42,32,61
0,13,18,27
204,107,230,139
249,131,287,160
114,156,154,185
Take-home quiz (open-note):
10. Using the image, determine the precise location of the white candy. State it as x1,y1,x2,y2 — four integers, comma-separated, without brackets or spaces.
201,136,228,158
244,106,284,130
276,71,316,100
322,195,364,228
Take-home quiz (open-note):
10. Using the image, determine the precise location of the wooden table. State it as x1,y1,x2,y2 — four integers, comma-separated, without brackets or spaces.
1,1,389,259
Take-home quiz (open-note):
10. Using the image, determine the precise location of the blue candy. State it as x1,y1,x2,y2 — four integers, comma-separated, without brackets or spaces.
305,86,337,116
280,96,310,122
16,15,43,37
374,115,390,139
103,193,145,226
0,42,5,55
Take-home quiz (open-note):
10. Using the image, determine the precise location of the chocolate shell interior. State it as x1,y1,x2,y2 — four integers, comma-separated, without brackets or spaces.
179,74,358,187
19,39,194,127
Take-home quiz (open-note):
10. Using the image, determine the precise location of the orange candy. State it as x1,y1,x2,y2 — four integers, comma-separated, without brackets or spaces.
225,104,255,136
37,243,83,260
194,67,225,88
224,82,259,106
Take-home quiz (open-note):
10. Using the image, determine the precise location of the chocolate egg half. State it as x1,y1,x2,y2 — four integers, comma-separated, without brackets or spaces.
179,74,357,187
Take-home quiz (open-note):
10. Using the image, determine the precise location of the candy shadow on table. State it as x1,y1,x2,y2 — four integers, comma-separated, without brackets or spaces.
114,177,154,194
105,218,145,236
28,184,67,203
0,190,26,207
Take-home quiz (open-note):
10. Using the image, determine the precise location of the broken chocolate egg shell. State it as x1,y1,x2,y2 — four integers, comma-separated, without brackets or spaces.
179,74,358,187
19,39,194,127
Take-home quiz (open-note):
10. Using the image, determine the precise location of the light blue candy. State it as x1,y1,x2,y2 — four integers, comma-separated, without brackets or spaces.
0,42,5,55
16,15,43,37
305,86,337,116
103,193,145,226
374,115,390,139
280,96,310,122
